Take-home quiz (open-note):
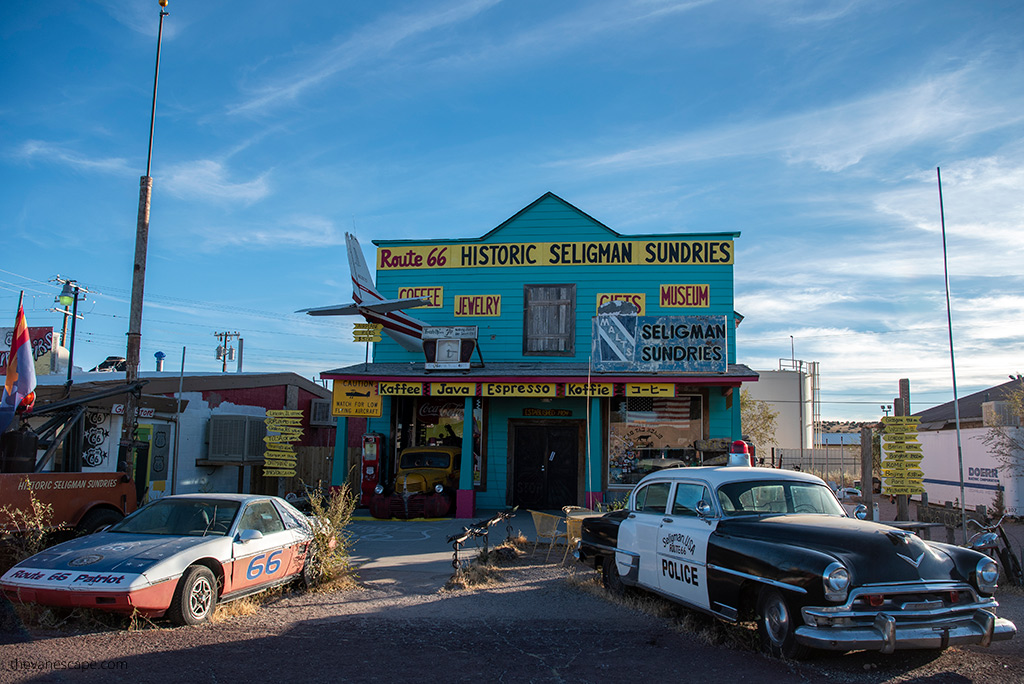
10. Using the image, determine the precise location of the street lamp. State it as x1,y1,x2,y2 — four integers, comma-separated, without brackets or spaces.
121,0,170,455
881,404,892,417
53,277,90,394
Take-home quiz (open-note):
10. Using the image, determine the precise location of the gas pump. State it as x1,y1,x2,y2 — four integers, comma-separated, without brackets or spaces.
360,433,385,506
728,440,756,467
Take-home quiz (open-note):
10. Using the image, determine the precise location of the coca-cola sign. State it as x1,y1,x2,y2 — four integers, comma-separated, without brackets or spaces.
417,399,464,424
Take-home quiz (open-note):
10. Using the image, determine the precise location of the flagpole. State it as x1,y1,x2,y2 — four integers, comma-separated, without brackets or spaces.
937,167,967,544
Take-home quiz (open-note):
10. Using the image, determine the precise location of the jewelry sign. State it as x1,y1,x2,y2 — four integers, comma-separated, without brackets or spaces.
591,314,728,373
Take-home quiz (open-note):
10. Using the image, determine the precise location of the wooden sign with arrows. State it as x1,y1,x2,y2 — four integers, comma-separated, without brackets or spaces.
353,323,383,343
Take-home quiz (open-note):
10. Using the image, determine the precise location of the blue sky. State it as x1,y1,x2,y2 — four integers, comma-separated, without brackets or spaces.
2,0,1022,421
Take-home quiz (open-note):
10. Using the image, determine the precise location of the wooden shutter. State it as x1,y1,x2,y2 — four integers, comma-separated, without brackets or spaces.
523,284,575,356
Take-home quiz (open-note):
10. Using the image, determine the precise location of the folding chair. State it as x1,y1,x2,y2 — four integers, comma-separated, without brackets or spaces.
528,510,568,561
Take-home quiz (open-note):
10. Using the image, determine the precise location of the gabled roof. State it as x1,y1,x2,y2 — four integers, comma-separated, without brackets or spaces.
373,192,740,246
915,377,1024,429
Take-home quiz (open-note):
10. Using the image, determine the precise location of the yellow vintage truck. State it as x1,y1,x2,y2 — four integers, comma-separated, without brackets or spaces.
369,446,460,519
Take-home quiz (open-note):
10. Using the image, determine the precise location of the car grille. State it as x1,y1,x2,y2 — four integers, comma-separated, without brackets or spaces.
802,582,994,628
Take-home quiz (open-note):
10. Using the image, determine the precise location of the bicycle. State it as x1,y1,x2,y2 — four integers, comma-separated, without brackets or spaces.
967,515,1024,588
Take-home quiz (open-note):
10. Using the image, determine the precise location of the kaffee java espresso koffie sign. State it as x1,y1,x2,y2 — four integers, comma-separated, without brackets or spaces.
592,314,728,373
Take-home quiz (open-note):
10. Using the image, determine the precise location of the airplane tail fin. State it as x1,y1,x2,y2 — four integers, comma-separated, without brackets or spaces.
346,232,378,298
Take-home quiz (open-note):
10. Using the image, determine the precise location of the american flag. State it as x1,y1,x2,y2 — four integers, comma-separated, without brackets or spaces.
627,397,692,428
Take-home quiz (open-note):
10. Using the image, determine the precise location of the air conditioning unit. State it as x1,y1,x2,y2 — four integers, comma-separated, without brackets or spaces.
310,399,335,427
207,415,267,462
983,401,1020,427
246,417,267,460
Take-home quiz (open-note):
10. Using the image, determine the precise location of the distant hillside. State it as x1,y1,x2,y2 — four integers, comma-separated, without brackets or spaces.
819,420,878,433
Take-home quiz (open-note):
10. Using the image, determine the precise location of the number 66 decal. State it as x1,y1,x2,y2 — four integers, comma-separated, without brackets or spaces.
246,550,283,580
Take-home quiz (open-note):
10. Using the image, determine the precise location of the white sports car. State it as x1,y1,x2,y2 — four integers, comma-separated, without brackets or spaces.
1,493,320,625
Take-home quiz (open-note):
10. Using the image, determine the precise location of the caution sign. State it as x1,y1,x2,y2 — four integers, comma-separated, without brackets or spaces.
332,380,382,417
881,416,924,495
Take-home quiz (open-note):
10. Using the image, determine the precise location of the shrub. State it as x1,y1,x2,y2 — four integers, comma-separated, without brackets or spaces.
304,483,357,589
0,478,66,574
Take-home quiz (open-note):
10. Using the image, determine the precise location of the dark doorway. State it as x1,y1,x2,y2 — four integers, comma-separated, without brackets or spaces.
511,421,581,509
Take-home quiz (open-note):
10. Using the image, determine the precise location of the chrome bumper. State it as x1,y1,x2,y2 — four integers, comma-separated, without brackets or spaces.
796,609,1016,653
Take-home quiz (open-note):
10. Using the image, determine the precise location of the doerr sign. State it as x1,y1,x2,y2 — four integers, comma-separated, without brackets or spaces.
592,314,728,373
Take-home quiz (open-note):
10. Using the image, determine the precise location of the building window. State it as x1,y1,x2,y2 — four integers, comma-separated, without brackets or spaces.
523,284,575,356
608,395,703,488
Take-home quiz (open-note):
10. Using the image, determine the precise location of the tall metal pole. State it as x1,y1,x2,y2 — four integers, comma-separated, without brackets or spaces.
64,284,79,394
121,2,169,456
938,167,968,543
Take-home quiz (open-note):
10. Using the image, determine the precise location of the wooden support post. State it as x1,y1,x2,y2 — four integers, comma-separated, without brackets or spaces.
860,426,873,520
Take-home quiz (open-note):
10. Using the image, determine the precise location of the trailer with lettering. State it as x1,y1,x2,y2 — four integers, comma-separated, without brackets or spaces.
1,383,140,535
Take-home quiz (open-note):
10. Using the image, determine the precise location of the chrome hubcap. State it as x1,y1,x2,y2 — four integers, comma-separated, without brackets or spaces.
765,596,790,644
188,576,213,619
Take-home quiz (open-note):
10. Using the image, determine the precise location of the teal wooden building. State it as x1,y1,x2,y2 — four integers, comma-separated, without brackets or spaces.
323,193,757,516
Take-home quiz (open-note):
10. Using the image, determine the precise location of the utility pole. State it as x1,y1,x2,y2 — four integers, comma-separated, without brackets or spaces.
120,0,170,469
214,331,240,373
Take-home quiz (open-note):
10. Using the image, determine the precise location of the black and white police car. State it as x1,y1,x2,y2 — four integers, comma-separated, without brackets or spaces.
576,447,1016,658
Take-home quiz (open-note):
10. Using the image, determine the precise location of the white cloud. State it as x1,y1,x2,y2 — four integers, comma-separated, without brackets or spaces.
228,0,503,116
162,160,271,204
14,140,131,175
556,66,1022,174
198,215,345,250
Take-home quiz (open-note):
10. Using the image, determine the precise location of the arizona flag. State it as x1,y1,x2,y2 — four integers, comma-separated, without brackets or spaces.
0,303,37,434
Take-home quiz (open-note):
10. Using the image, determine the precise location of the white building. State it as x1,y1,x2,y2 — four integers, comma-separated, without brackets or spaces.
916,379,1023,516
742,363,816,455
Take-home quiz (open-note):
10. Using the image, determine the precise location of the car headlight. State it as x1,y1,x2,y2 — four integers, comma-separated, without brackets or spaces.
823,561,850,601
374,484,384,495
434,484,444,494
976,556,999,592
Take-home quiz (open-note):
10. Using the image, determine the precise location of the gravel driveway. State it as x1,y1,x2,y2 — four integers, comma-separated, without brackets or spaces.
1,517,1021,684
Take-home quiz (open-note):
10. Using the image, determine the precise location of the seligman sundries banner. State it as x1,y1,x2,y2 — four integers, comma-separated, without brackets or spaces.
591,314,728,374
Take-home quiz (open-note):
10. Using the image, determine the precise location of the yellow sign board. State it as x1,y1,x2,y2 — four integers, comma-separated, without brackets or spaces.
377,240,734,270
882,469,924,478
379,382,424,396
883,442,923,452
429,382,476,397
263,410,303,479
397,286,443,308
883,485,925,495
454,295,501,317
626,383,676,397
332,380,382,417
353,323,383,343
566,383,614,397
483,382,556,397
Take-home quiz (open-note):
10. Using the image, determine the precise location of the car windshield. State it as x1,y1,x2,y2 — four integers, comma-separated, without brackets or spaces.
107,499,241,536
716,480,845,517
399,451,450,469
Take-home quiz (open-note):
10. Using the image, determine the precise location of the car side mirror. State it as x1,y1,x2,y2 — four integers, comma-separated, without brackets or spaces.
853,504,868,520
237,528,263,543
696,500,713,519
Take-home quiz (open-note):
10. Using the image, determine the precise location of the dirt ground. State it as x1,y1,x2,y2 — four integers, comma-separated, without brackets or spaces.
1,538,1022,684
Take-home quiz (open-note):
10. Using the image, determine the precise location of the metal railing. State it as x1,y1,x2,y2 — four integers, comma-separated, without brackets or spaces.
446,507,518,570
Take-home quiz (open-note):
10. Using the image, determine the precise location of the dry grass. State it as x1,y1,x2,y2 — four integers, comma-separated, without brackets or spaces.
443,532,529,591
566,563,759,652
210,595,263,623
312,570,361,593
8,601,152,633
